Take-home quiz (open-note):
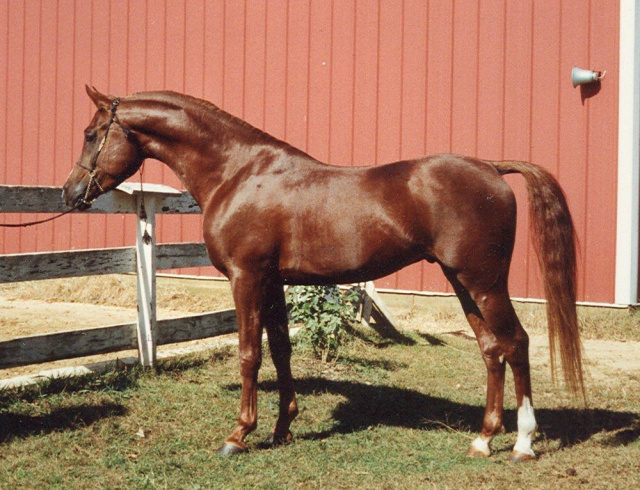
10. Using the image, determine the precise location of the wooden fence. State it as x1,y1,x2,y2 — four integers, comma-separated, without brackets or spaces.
0,184,238,371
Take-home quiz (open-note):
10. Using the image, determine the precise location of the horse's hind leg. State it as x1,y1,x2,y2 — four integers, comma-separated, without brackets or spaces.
506,320,537,462
263,286,299,446
446,269,537,461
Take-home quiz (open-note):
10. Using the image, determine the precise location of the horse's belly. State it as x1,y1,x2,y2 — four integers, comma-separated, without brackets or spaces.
278,237,424,285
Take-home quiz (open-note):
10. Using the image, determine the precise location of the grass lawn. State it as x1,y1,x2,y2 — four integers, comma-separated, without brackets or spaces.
1,323,638,489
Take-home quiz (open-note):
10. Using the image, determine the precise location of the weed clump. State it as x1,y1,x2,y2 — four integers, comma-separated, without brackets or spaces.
287,285,361,362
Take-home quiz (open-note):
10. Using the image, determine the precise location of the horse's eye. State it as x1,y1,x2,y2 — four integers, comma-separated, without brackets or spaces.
85,132,97,143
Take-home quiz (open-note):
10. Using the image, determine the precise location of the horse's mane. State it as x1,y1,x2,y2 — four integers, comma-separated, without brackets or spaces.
131,90,309,157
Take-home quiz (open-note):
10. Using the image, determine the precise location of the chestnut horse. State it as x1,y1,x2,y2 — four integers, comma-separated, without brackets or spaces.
63,86,584,461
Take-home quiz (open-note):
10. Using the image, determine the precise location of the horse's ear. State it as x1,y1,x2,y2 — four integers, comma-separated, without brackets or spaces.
85,85,112,110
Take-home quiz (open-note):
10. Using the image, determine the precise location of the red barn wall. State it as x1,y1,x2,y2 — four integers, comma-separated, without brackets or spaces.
0,0,620,303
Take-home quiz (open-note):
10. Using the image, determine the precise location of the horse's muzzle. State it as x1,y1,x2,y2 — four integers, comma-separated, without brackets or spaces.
62,180,91,210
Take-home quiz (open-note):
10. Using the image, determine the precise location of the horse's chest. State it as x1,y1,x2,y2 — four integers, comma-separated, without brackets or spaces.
202,202,283,267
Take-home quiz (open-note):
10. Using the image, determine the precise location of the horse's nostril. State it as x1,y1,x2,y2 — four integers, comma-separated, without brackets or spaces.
62,183,82,208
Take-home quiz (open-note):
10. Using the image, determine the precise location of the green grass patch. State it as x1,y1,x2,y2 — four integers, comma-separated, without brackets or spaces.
1,329,638,489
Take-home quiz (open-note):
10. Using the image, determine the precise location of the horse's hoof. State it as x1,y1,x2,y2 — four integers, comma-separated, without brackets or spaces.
263,431,293,448
466,438,491,458
509,450,537,463
466,446,490,458
217,441,248,456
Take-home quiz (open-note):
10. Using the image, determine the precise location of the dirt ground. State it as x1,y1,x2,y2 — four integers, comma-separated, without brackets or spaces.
0,276,638,386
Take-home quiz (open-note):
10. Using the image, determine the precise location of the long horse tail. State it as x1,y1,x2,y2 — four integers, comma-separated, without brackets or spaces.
492,160,585,401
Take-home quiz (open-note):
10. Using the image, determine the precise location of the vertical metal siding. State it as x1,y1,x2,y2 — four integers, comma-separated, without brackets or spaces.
0,0,620,303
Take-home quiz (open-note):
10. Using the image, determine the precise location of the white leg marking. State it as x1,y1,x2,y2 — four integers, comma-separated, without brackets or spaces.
513,396,537,456
470,436,492,457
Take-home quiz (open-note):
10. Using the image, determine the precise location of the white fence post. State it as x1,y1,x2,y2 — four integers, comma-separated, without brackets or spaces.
359,281,398,331
117,182,185,368
136,193,157,367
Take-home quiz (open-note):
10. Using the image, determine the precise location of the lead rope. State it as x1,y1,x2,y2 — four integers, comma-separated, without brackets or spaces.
137,162,152,245
0,205,81,228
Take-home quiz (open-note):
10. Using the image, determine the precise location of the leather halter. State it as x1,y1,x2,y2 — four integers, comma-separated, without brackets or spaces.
76,98,133,207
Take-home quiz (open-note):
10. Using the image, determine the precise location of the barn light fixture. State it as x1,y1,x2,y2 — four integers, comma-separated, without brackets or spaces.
572,66,606,87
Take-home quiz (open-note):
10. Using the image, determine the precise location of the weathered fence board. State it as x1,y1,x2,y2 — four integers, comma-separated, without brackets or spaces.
0,185,201,214
0,309,238,369
0,247,136,283
0,243,210,284
0,323,138,369
156,243,210,270
157,309,237,344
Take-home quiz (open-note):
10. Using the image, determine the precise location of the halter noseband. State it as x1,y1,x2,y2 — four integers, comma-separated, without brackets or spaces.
76,97,134,207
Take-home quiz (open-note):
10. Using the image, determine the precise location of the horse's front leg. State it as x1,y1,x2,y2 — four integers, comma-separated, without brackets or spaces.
217,271,266,455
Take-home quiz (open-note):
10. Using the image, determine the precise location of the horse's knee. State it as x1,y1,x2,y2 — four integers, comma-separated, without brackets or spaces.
239,353,262,378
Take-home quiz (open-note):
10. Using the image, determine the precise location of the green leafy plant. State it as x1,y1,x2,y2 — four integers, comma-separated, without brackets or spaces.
287,285,361,362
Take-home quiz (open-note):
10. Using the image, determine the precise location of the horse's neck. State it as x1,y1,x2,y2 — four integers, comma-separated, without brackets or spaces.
133,98,267,209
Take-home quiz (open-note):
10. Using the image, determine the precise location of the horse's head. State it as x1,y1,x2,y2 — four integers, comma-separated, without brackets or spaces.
62,85,144,209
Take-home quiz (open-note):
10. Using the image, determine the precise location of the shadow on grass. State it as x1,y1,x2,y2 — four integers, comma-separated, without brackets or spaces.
0,349,237,444
0,369,138,444
250,377,640,449
335,357,409,371
153,347,234,375
0,369,139,407
340,323,417,348
0,402,127,443
417,332,448,346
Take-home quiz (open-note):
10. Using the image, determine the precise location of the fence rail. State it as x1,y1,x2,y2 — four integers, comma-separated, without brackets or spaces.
0,183,237,371
0,243,209,284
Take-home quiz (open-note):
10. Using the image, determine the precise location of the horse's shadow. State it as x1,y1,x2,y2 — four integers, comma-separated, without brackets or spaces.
0,402,127,443
250,376,640,449
2,368,637,451
0,368,138,444
0,354,222,444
